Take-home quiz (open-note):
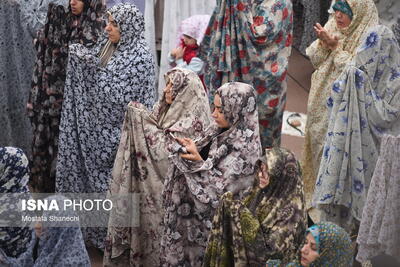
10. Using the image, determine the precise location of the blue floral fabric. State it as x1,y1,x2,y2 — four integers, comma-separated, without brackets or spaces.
313,25,400,230
0,147,33,258
199,0,293,148
0,195,90,267
55,3,155,249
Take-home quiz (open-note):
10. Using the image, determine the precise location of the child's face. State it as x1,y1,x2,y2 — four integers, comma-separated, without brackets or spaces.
183,35,197,46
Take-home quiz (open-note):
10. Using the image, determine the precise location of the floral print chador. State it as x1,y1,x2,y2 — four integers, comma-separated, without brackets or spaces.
203,147,307,266
55,3,155,249
27,0,105,192
312,25,400,231
199,0,293,148
104,68,212,267
301,0,379,221
160,82,262,267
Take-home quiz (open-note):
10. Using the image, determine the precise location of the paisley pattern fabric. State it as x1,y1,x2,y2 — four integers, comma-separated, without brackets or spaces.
356,135,400,262
0,0,35,157
203,147,307,266
0,195,91,267
266,222,353,267
160,82,262,267
27,0,105,193
0,147,32,258
199,0,293,148
312,25,400,231
301,0,379,221
55,3,155,249
104,68,212,267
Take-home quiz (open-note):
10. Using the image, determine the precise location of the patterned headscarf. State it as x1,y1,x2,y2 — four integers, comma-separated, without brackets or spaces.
0,147,32,258
108,3,145,49
203,147,306,266
153,68,211,131
332,1,353,20
307,222,353,266
266,222,353,266
176,15,211,46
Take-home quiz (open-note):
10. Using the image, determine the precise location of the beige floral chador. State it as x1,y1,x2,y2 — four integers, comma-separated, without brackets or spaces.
104,68,212,267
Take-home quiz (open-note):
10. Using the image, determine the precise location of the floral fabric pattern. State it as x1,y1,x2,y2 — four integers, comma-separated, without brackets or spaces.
312,25,400,231
104,68,212,267
199,0,293,148
0,195,91,267
27,0,105,193
266,222,353,266
0,147,32,258
55,3,155,249
356,135,400,262
203,147,307,266
160,82,262,267
301,0,379,221
0,0,35,158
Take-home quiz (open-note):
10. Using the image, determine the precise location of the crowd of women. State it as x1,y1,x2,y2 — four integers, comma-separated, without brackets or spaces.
1,0,399,266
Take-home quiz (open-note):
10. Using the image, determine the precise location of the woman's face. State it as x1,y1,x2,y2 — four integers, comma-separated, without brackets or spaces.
300,233,320,267
335,10,352,28
183,34,197,46
105,15,121,44
70,0,84,15
258,162,269,188
212,94,230,129
163,82,174,104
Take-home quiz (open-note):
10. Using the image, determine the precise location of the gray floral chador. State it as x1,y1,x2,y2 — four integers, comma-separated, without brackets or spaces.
0,0,35,157
160,82,262,267
104,68,212,266
55,3,155,249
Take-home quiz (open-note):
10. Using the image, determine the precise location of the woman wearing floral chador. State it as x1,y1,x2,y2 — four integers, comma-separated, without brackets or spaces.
160,82,262,266
312,25,400,231
56,3,155,249
27,0,105,192
301,0,379,221
203,147,307,266
104,68,212,266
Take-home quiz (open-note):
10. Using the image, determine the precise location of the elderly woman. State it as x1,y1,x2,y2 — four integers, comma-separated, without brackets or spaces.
267,222,353,267
200,0,293,148
312,25,400,232
0,148,90,266
301,0,379,221
55,3,155,249
203,147,307,266
160,82,262,266
27,0,105,193
104,68,212,266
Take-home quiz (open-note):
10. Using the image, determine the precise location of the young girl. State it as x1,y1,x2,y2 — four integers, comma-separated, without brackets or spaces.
168,15,210,77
